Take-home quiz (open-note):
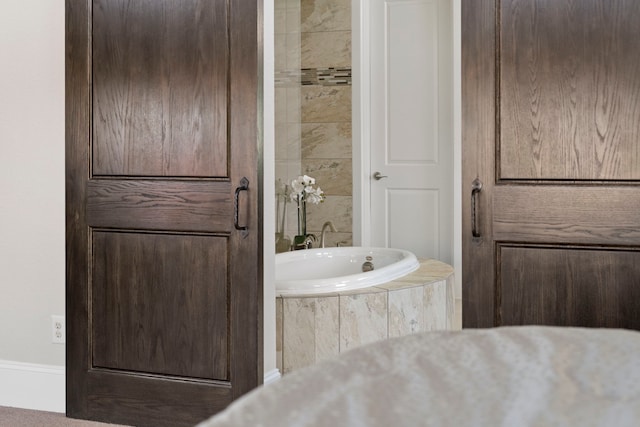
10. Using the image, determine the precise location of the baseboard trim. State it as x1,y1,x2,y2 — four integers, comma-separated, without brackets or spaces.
0,361,280,413
0,359,65,413
264,368,281,385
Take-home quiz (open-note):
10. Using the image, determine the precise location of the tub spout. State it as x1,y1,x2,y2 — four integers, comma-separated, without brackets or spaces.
320,221,338,248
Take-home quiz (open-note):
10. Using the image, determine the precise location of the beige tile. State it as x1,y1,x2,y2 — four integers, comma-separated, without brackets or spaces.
302,158,352,196
305,195,352,232
275,9,287,34
275,33,286,71
446,273,455,330
301,31,351,68
315,297,340,362
301,86,351,123
424,280,447,331
306,231,352,248
286,87,301,124
301,122,352,159
276,298,284,373
282,298,316,373
275,88,287,124
275,124,288,160
301,0,351,32
286,33,301,69
339,292,388,351
287,7,302,33
454,298,462,331
389,287,424,338
286,123,302,161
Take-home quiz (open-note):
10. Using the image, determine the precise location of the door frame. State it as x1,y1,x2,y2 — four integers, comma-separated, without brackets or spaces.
351,0,462,298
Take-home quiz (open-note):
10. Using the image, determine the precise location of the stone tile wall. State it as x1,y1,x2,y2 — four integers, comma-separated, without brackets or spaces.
276,259,456,374
301,0,352,247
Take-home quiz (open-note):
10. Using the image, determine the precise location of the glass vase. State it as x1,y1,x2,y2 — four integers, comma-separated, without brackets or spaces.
297,199,306,237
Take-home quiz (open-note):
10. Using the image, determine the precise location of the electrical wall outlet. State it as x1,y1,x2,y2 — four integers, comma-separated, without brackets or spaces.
51,315,65,344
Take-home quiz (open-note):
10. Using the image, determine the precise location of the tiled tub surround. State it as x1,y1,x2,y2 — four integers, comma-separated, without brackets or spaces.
276,259,455,374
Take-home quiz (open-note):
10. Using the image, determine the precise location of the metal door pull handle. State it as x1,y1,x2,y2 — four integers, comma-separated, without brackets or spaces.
471,178,483,238
234,177,249,238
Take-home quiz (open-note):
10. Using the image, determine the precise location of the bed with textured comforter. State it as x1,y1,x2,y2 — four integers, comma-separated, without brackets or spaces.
199,326,640,427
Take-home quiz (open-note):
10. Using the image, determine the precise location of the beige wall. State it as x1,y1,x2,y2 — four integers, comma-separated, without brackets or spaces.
0,0,65,366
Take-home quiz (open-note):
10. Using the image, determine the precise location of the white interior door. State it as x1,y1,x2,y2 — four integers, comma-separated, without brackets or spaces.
369,0,453,263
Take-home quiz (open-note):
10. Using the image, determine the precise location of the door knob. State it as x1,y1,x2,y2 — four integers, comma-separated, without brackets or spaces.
373,171,388,180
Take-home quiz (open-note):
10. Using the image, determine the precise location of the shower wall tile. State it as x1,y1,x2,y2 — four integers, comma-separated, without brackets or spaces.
282,298,316,373
275,88,287,124
275,34,286,71
340,293,388,351
286,33,301,69
315,297,340,362
275,124,288,160
286,7,302,34
286,123,302,161
301,123,351,159
275,9,287,33
389,287,424,338
301,86,351,122
303,158,352,196
301,0,351,32
301,31,351,68
424,280,447,331
306,195,352,232
286,88,301,124
313,231,352,248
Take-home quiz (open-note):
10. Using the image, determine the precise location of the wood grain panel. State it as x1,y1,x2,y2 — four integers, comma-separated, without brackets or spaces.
92,231,228,380
92,0,229,177
500,245,640,328
493,185,640,245
87,179,232,232
86,370,231,427
500,0,640,180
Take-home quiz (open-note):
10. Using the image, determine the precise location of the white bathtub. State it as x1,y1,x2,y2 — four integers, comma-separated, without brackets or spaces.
275,247,420,296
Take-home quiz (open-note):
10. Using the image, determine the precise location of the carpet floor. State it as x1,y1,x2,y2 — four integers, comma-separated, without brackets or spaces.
0,407,130,427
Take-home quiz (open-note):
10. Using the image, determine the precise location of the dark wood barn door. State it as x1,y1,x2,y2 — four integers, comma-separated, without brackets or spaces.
462,0,640,329
65,1,262,426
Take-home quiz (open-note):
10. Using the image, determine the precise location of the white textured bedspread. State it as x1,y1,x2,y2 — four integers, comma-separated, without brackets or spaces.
199,327,640,427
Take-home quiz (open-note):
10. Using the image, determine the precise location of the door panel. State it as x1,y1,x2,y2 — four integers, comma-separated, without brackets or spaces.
388,189,440,258
500,245,640,329
499,0,640,181
66,0,261,425
462,0,640,329
92,0,228,177
92,231,228,380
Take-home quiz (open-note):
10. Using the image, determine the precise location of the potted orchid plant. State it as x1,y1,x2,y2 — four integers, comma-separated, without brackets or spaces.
289,175,325,247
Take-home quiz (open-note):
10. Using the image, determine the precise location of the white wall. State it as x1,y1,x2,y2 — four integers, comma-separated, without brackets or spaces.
0,0,66,366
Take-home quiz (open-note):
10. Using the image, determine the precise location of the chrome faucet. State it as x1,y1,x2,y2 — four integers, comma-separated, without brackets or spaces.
292,233,316,250
320,221,338,248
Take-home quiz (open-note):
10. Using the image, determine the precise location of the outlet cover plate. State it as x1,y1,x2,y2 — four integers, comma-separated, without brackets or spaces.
51,315,65,344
